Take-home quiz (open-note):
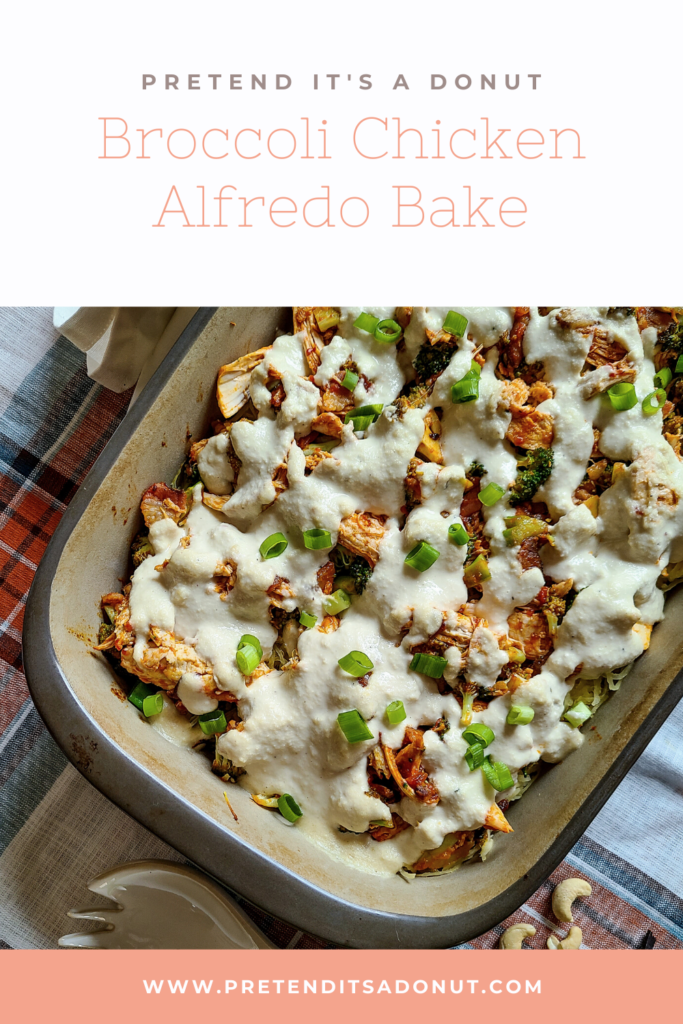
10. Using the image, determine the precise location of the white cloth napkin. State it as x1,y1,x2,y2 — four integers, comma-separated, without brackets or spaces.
54,307,199,398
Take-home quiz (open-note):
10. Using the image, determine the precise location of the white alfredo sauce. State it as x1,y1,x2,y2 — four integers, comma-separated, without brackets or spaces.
127,307,683,876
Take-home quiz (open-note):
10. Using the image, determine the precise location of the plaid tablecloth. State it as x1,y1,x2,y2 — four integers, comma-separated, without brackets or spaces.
1,307,682,951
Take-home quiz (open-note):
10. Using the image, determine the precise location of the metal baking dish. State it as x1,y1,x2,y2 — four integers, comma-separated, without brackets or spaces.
23,307,683,949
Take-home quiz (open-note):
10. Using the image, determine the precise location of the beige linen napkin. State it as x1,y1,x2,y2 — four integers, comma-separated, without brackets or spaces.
54,307,199,398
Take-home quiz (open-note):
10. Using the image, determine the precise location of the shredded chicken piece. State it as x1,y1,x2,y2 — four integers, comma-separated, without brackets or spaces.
337,512,388,569
140,483,187,528
382,728,440,805
310,412,343,438
506,407,554,450
410,830,478,873
369,813,411,842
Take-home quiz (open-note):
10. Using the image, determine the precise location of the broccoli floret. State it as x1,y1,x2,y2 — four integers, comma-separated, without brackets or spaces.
97,623,114,645
131,532,153,567
467,460,485,479
659,320,683,355
413,341,457,384
509,448,554,505
607,307,635,319
348,558,373,594
171,459,201,491
332,546,373,594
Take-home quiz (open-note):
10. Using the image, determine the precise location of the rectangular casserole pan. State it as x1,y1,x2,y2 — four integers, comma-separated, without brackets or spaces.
23,306,683,949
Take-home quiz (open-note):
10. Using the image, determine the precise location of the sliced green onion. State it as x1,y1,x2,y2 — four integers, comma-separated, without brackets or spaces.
409,652,448,678
238,634,263,658
451,377,480,404
338,650,374,677
337,709,374,743
278,793,302,823
654,367,672,389
676,354,683,375
341,370,359,392
405,541,440,572
103,605,117,625
448,523,469,546
507,704,535,726
463,554,491,586
142,692,164,717
323,588,352,615
303,528,332,550
259,532,288,559
462,723,495,748
354,312,380,334
198,708,227,736
386,700,407,725
374,319,402,343
303,440,339,454
345,404,384,423
236,643,260,675
481,757,515,791
465,360,481,378
129,681,159,712
478,482,506,507
606,381,637,411
349,414,373,432
443,310,468,338
299,611,317,628
464,743,485,771
564,701,592,728
642,389,666,416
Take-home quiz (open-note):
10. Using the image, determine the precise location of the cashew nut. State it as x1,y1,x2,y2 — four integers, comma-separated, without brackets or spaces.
547,926,583,949
552,877,592,922
499,923,537,949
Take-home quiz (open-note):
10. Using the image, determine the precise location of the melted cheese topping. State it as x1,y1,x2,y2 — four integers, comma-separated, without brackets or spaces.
128,307,683,876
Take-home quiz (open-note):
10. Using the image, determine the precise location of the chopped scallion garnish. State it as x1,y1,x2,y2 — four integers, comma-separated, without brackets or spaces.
198,708,227,736
642,388,666,416
442,310,468,338
404,540,440,572
385,700,406,725
676,354,683,375
464,743,485,771
338,650,374,677
564,701,592,728
451,376,480,404
507,704,535,725
341,370,359,392
323,588,351,615
142,692,164,717
278,793,303,822
354,312,381,334
238,634,263,658
299,611,317,628
345,404,384,424
448,523,468,546
236,643,261,675
259,532,288,559
409,652,448,678
606,382,637,411
478,482,506,507
303,528,332,550
374,319,402,343
337,709,374,743
654,367,672,389
462,723,495,748
481,757,515,791
128,681,159,712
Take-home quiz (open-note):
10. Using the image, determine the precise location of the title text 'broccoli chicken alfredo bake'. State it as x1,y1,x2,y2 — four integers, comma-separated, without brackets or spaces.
96,306,683,878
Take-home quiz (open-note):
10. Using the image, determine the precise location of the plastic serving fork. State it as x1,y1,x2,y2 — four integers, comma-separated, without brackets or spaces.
58,859,275,949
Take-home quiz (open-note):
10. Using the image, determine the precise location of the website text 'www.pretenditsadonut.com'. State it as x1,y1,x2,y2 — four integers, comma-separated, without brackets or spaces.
142,978,541,996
